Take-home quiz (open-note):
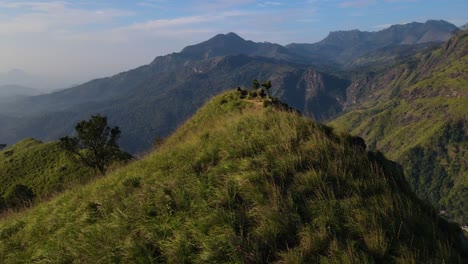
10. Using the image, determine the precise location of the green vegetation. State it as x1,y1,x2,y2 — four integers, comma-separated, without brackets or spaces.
0,90,465,263
2,184,35,209
60,115,131,175
401,121,467,224
0,138,93,212
330,30,468,224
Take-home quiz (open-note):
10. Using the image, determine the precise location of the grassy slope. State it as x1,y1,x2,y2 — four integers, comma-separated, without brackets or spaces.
0,138,93,200
0,91,465,263
330,31,468,223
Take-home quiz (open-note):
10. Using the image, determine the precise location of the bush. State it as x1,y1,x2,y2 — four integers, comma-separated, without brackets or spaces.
4,184,35,209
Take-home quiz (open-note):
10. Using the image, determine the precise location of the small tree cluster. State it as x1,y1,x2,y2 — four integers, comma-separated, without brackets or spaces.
60,115,130,175
252,79,272,96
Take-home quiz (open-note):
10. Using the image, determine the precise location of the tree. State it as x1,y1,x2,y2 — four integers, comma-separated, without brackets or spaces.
60,115,127,175
252,79,260,89
261,80,272,95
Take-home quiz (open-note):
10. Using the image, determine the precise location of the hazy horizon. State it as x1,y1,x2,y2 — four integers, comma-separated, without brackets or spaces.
0,0,467,91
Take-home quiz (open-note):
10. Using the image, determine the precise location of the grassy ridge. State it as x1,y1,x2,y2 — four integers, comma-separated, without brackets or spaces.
0,90,465,263
330,30,468,224
0,138,93,200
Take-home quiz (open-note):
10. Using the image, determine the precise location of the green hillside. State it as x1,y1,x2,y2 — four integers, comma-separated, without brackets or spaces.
330,30,468,223
0,138,93,210
0,90,465,263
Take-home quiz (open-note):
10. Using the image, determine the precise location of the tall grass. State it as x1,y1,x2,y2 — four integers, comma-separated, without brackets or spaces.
0,90,465,263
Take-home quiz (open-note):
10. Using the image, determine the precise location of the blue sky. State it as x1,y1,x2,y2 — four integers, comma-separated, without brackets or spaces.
0,0,466,89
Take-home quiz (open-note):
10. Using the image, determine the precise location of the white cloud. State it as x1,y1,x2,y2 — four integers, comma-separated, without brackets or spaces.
0,1,268,87
195,0,255,11
0,1,67,11
384,0,417,2
0,2,133,35
373,23,392,30
339,0,376,8
137,0,168,8
258,1,282,7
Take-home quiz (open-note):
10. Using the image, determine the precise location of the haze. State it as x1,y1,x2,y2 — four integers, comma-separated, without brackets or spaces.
0,0,466,91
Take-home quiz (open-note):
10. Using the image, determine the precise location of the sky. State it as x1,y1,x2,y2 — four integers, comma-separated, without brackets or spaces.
0,0,466,90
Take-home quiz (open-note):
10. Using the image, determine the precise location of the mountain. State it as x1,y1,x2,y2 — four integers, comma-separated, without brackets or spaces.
0,21,460,155
0,84,40,99
180,32,294,61
0,91,466,262
0,52,349,153
287,20,459,69
460,23,468,31
0,69,32,86
329,30,468,224
0,69,75,92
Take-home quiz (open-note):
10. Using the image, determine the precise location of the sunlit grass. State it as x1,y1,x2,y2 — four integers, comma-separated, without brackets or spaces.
0,90,465,263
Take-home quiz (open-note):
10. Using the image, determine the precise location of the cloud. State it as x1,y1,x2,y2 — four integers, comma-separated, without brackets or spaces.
373,23,392,30
137,0,168,8
0,1,66,11
195,0,255,11
296,18,319,23
0,1,133,35
122,16,212,31
258,1,282,7
118,10,254,32
0,1,272,85
384,0,417,2
339,0,376,8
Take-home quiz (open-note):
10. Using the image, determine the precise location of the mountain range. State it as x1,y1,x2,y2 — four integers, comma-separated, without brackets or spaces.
0,84,40,102
287,20,459,69
0,20,460,153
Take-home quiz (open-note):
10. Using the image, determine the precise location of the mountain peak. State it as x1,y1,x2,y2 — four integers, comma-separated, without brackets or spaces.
178,32,291,61
179,32,250,59
320,29,370,46
225,32,243,38
209,32,245,42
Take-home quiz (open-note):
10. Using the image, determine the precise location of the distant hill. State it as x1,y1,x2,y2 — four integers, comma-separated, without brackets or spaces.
460,23,468,31
287,20,458,68
330,30,468,224
0,84,40,98
0,91,465,262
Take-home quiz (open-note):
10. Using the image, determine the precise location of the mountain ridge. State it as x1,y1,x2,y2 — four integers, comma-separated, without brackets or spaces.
329,29,468,224
286,19,458,68
0,90,466,262
0,84,40,99
0,54,349,153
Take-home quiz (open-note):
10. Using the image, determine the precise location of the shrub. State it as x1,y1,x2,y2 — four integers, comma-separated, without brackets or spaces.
4,184,35,209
